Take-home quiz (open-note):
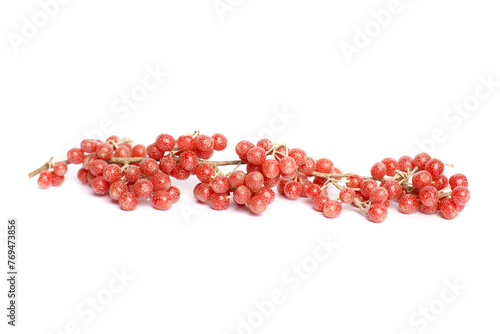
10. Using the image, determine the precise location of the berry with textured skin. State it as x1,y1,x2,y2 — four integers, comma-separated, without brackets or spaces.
449,174,468,189
289,148,307,166
452,186,470,206
140,158,159,176
413,153,431,170
255,138,271,151
323,200,342,218
159,156,176,174
179,150,198,171
134,179,153,198
398,155,414,172
109,180,128,200
53,162,68,176
305,183,322,198
339,187,356,203
114,145,131,158
91,176,110,195
155,134,176,152
228,170,245,189
383,180,402,200
264,175,281,188
347,174,363,189
195,164,215,183
81,139,97,153
38,170,52,188
82,155,96,170
370,187,388,204
439,198,459,219
434,174,449,190
195,147,214,160
313,194,330,212
177,135,195,152
234,185,252,205
77,168,89,184
262,159,280,179
419,201,439,215
152,190,174,210
381,158,399,177
279,156,297,175
399,194,419,214
151,172,171,192
235,141,255,161
370,162,387,179
87,171,96,184
103,164,122,183
315,158,334,174
119,192,138,211
146,144,164,160
245,171,264,192
195,134,214,152
425,158,445,178
211,175,230,193
167,186,181,203
368,205,388,223
255,186,275,205
412,171,433,189
284,181,302,199
125,165,141,183
360,180,378,198
171,165,190,180
96,142,113,160
194,183,214,203
131,144,147,157
210,192,230,210
247,196,266,214
67,148,85,164
247,147,267,165
212,133,228,151
299,157,316,175
89,159,108,177
419,185,439,207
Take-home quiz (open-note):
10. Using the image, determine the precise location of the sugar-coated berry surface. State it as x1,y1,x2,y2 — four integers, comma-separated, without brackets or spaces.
452,186,470,206
413,152,431,170
109,180,128,201
368,205,387,223
67,148,85,164
399,194,419,214
248,196,266,214
381,158,399,177
119,192,138,211
419,185,439,207
155,134,176,152
152,190,174,210
323,200,342,218
53,162,68,176
38,170,52,188
210,193,230,210
371,162,387,179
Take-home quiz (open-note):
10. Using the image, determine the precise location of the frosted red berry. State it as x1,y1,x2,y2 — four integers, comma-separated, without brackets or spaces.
195,134,214,152
80,139,97,153
151,172,171,192
245,171,264,192
381,158,399,177
315,158,334,174
398,155,414,172
234,185,252,205
139,158,159,176
125,165,141,183
89,159,108,177
360,180,378,198
383,180,402,200
368,205,387,223
347,174,363,189
212,133,228,151
102,164,122,183
96,142,113,160
247,147,267,165
439,198,459,219
146,144,164,160
212,175,231,193
413,153,431,170
289,148,307,166
152,190,174,210
67,148,85,164
452,186,470,206
449,174,468,189
53,162,68,176
159,156,176,174
119,192,138,211
370,187,388,205
247,195,266,214
179,150,198,171
412,171,433,189
38,170,52,188
177,135,195,152
210,192,230,210
109,180,128,200
91,176,110,195
155,134,176,152
167,186,181,203
425,158,445,178
134,178,153,198
255,186,275,205
419,185,439,207
313,194,330,212
339,187,356,203
370,162,386,179
399,194,419,214
131,144,147,157
77,168,89,184
284,181,302,200
323,200,342,218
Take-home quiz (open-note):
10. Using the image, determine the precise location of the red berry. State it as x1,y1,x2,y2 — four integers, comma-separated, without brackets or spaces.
263,175,281,188
247,195,266,214
139,158,159,176
195,134,214,152
370,162,386,179
177,135,195,152
412,171,433,189
96,142,113,160
131,144,147,157
89,159,108,177
419,185,439,207
125,165,141,183
38,170,52,188
106,135,119,144
419,201,438,215
284,181,302,200
119,192,138,211
195,164,215,183
134,178,153,198
305,183,322,199
381,158,399,177
146,144,164,160
195,147,214,160
347,174,363,189
413,153,431,170
150,172,171,192
212,175,230,193
212,133,228,151
194,183,214,203
439,198,459,219
313,194,330,212
434,174,449,191
210,192,230,210
247,147,267,165
233,185,252,205
368,205,388,223
245,171,264,192
399,194,419,214
102,164,122,183
77,168,89,184
299,157,316,176
339,187,356,203
82,155,96,170
262,159,280,178
114,145,131,158
80,139,97,153
289,148,307,166
155,134,176,152
159,156,176,174
67,148,85,164
360,180,378,198
315,158,334,174
398,155,414,172
109,180,128,200
383,180,402,200
452,186,470,206
91,176,110,195
235,141,255,162
171,165,190,180
256,139,271,151
179,150,198,171
167,186,181,203
53,162,68,176
425,158,445,178
255,186,275,205
323,200,342,218
228,170,246,189
370,187,388,204
152,190,174,210
279,156,297,175
449,174,468,189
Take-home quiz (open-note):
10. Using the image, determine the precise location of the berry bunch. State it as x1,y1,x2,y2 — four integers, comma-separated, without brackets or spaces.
29,132,470,222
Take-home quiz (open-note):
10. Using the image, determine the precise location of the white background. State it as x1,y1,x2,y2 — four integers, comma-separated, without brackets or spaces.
1,0,499,333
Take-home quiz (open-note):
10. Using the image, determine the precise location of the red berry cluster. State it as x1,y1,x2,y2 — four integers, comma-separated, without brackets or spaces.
29,133,470,222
